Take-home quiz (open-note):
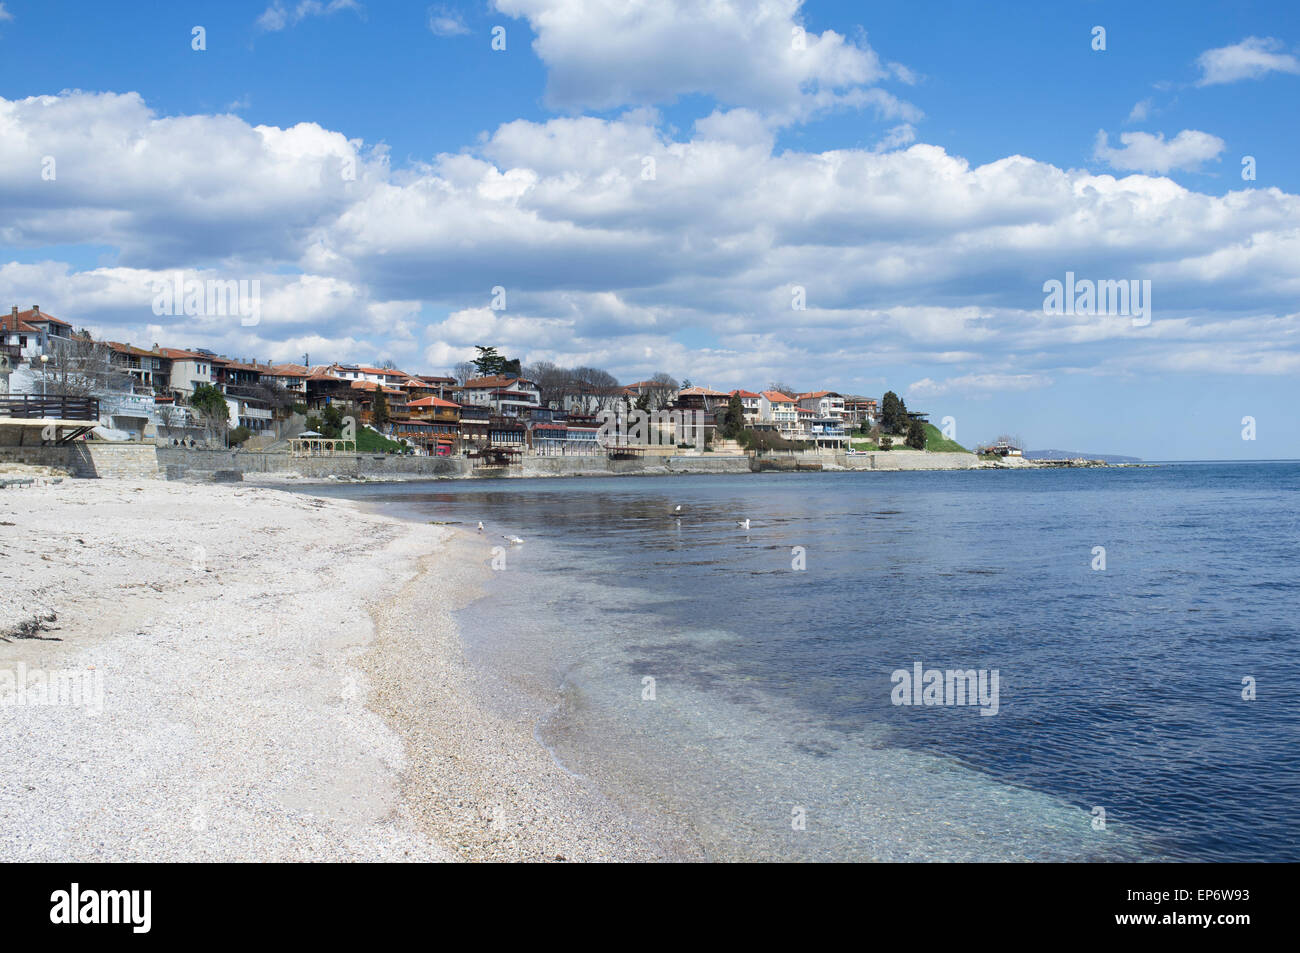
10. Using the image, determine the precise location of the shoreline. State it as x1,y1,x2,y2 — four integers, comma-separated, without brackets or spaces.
358,521,700,860
0,478,693,861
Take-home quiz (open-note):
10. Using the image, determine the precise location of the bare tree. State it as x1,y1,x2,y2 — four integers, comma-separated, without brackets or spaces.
451,361,477,385
524,361,569,408
38,335,131,397
766,381,800,397
644,372,679,410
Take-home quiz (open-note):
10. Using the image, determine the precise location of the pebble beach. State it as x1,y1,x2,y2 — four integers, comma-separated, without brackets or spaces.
0,479,687,862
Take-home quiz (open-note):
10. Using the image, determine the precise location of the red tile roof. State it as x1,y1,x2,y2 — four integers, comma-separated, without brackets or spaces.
761,390,796,402
408,396,460,409
730,389,760,398
7,307,71,329
266,363,309,377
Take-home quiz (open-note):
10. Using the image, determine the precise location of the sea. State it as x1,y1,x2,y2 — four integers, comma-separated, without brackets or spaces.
310,461,1300,861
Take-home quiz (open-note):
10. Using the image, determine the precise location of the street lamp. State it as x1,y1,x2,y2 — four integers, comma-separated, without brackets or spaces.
39,354,49,399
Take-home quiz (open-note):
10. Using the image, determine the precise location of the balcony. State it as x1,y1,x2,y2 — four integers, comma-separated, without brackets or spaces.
0,394,100,421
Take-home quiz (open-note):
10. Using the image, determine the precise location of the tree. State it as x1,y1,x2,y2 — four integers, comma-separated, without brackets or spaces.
880,391,908,434
228,425,252,446
523,361,569,408
452,361,477,386
905,418,927,450
37,334,128,397
721,394,746,439
371,390,390,430
879,435,893,450
643,372,679,410
189,383,229,426
766,381,799,398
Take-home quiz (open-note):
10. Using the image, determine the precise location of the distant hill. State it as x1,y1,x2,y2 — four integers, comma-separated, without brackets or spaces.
1023,449,1142,463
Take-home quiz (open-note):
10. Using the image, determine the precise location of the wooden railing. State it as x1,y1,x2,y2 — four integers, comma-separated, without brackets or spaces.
0,394,100,421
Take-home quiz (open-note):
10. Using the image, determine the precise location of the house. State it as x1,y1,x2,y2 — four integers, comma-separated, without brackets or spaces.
676,386,729,412
758,391,799,438
460,376,541,416
2,306,74,362
264,364,310,397
457,405,491,452
806,415,848,449
487,414,526,451
158,348,218,397
304,366,352,410
406,395,461,453
106,343,171,393
528,420,600,455
796,391,846,422
842,396,877,428
728,389,761,424
349,379,408,424
328,364,412,388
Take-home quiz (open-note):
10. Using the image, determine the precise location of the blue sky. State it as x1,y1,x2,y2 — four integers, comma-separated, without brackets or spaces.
1,0,1298,458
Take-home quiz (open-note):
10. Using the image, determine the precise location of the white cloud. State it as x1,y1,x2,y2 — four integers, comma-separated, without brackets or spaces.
1125,98,1152,123
492,0,917,123
908,374,1052,398
1196,36,1300,86
427,5,469,36
0,3,12,23
256,0,364,33
1092,129,1225,173
2,91,1299,388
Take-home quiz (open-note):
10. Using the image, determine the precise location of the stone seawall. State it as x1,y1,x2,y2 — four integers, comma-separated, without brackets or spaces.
830,450,981,470
0,443,161,479
155,447,472,481
520,454,752,478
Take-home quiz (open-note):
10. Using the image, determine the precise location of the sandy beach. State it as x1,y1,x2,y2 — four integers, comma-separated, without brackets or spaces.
0,478,689,862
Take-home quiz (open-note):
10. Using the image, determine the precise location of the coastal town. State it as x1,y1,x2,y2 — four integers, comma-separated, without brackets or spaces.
0,304,1042,473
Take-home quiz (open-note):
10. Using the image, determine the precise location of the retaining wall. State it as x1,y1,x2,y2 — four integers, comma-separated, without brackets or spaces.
0,443,161,479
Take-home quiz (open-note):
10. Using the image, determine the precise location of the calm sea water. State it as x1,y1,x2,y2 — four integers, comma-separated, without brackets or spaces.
312,462,1300,861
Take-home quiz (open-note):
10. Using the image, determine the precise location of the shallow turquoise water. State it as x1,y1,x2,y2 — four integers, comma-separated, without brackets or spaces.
315,462,1300,861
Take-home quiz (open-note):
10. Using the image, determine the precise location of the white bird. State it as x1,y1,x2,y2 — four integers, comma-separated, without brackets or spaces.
503,534,524,545
737,518,750,530
672,504,683,513
476,521,484,532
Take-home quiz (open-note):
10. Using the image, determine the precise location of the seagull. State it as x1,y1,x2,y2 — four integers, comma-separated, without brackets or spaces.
672,504,683,513
476,521,484,533
503,534,524,545
737,518,750,530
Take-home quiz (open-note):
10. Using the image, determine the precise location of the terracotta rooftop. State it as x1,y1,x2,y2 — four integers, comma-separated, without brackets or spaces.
408,396,460,409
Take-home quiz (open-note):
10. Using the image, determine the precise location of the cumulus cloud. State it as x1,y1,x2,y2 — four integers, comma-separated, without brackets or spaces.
0,3,12,23
1196,36,1300,86
2,90,1299,388
1092,129,1225,173
492,0,917,122
257,0,364,32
